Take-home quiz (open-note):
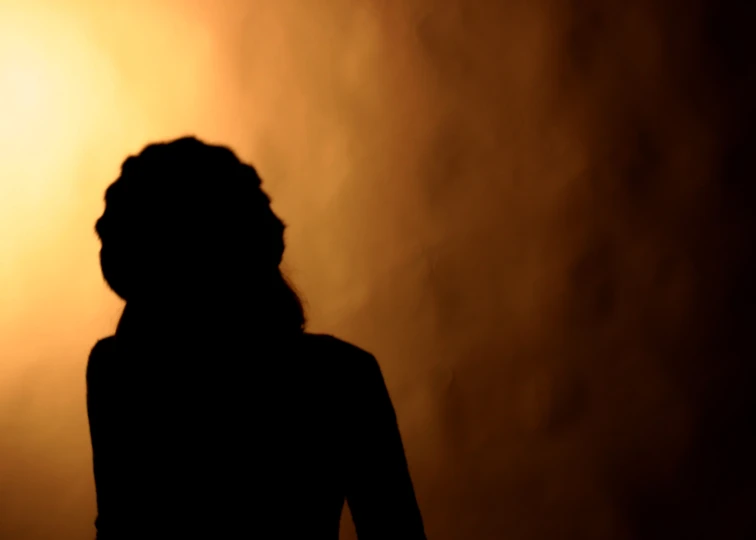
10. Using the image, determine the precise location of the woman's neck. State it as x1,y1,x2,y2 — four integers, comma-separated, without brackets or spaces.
115,295,299,342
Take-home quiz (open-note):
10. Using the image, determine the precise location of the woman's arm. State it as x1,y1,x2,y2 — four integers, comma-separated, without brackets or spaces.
86,337,125,537
343,353,427,540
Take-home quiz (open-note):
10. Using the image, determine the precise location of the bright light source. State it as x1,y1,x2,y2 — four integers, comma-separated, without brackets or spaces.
0,50,51,141
0,5,120,313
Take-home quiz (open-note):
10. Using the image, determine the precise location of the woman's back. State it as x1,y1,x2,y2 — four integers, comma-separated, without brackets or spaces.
87,331,426,539
87,137,425,538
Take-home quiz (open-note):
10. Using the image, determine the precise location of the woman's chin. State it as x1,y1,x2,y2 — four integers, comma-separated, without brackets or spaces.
99,249,131,301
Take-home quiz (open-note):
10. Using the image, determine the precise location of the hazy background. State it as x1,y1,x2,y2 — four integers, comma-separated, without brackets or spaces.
1,0,755,538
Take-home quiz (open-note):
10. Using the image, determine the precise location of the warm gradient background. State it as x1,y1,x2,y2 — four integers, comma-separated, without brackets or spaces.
1,1,755,539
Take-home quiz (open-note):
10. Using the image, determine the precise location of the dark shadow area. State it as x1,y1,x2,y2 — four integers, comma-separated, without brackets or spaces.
86,137,426,538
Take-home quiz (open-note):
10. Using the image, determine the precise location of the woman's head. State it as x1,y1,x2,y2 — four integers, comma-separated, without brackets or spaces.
96,137,304,330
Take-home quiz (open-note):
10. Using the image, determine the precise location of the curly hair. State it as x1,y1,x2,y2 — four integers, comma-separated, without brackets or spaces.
96,136,305,333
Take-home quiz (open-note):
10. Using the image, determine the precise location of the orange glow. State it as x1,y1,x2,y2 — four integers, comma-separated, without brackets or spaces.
1,0,755,539
0,2,245,536
0,5,119,341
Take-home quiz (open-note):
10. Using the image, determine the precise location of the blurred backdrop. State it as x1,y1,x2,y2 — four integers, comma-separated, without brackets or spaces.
1,0,755,538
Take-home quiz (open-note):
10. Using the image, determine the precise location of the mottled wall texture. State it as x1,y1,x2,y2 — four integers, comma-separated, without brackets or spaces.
1,1,754,538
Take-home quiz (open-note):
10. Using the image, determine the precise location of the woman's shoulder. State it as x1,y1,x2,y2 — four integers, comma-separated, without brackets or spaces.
302,333,371,359
301,333,384,379
86,336,117,382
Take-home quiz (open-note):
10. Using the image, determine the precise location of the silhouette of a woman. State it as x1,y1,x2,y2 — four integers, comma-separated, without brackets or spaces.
87,137,426,539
